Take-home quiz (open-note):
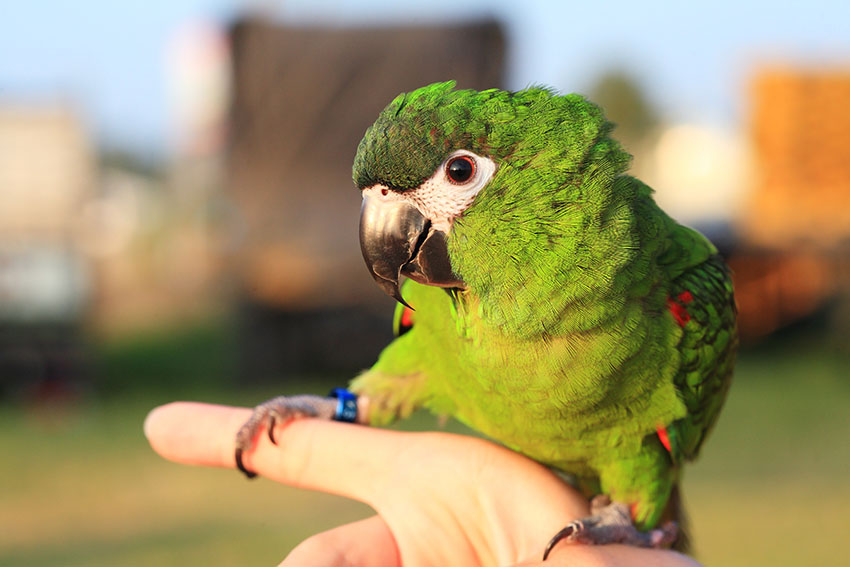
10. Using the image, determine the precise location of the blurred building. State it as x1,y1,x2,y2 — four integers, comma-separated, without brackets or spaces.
225,17,505,381
79,21,231,336
0,106,93,398
169,20,231,159
81,166,225,334
80,21,232,335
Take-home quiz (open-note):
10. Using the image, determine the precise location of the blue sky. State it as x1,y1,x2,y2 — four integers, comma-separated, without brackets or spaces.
3,0,849,158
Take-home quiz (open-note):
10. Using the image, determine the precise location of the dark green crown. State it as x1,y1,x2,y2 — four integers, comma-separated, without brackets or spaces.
352,81,629,192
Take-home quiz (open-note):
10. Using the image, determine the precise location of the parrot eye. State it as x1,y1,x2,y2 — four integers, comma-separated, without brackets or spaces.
445,156,475,184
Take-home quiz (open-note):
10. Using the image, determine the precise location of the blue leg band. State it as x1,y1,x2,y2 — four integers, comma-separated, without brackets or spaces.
329,388,358,423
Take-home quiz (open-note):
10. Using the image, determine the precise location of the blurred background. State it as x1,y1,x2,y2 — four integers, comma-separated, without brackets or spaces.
1,1,848,565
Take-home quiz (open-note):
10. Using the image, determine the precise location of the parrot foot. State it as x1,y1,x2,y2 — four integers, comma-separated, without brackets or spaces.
234,395,337,479
542,495,678,560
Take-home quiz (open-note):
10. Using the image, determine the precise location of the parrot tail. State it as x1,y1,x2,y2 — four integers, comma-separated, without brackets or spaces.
662,483,691,553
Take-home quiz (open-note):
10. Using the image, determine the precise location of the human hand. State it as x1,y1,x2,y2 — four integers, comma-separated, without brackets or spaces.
145,402,700,567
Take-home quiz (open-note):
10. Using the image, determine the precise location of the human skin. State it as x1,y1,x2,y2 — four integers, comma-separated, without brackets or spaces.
144,402,701,567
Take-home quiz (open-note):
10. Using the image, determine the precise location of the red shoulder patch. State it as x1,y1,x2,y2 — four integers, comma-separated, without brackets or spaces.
401,307,414,328
396,306,415,336
656,425,672,454
667,291,693,327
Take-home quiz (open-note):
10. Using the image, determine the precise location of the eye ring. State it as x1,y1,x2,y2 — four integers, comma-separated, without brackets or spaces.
445,155,476,185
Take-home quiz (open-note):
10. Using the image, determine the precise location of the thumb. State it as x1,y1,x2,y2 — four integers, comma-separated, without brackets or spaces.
280,515,399,567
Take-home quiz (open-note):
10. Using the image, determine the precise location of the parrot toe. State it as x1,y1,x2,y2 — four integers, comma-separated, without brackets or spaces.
234,395,336,479
542,496,678,559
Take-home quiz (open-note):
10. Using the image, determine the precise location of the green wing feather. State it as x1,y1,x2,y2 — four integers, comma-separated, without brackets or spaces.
665,252,738,463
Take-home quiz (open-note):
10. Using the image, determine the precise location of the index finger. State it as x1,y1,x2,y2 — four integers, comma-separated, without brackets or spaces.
144,401,417,502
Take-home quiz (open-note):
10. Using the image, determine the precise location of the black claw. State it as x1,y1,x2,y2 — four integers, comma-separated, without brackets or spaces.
543,524,577,561
268,416,277,445
235,448,258,479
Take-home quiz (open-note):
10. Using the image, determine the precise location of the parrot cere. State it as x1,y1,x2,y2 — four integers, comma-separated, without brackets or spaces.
235,81,738,554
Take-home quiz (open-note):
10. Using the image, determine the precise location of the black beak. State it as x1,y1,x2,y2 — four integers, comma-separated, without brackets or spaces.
359,194,463,307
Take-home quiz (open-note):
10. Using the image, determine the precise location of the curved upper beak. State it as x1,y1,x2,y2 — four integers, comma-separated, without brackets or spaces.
359,194,463,307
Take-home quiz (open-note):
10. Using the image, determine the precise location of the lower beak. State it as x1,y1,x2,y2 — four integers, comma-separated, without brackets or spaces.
359,194,463,307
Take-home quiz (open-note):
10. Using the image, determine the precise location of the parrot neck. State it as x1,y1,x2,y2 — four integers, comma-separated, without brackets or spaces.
449,173,668,339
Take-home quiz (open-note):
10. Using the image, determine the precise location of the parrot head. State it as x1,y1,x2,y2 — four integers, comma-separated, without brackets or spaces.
353,81,631,308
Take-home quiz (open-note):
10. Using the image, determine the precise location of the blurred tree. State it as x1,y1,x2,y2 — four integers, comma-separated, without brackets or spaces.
587,68,659,151
99,148,164,180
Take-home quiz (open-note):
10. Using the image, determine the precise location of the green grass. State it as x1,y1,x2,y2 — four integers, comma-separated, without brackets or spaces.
0,332,847,566
685,343,850,566
0,387,374,567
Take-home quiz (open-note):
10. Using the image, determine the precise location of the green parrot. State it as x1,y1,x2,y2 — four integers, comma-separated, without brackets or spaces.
235,81,737,555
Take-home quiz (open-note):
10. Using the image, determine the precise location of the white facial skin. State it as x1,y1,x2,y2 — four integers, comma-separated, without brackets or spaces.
361,150,497,233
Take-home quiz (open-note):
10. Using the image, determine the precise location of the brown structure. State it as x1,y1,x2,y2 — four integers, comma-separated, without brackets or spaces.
747,70,850,247
733,68,850,340
227,18,504,311
225,18,505,377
